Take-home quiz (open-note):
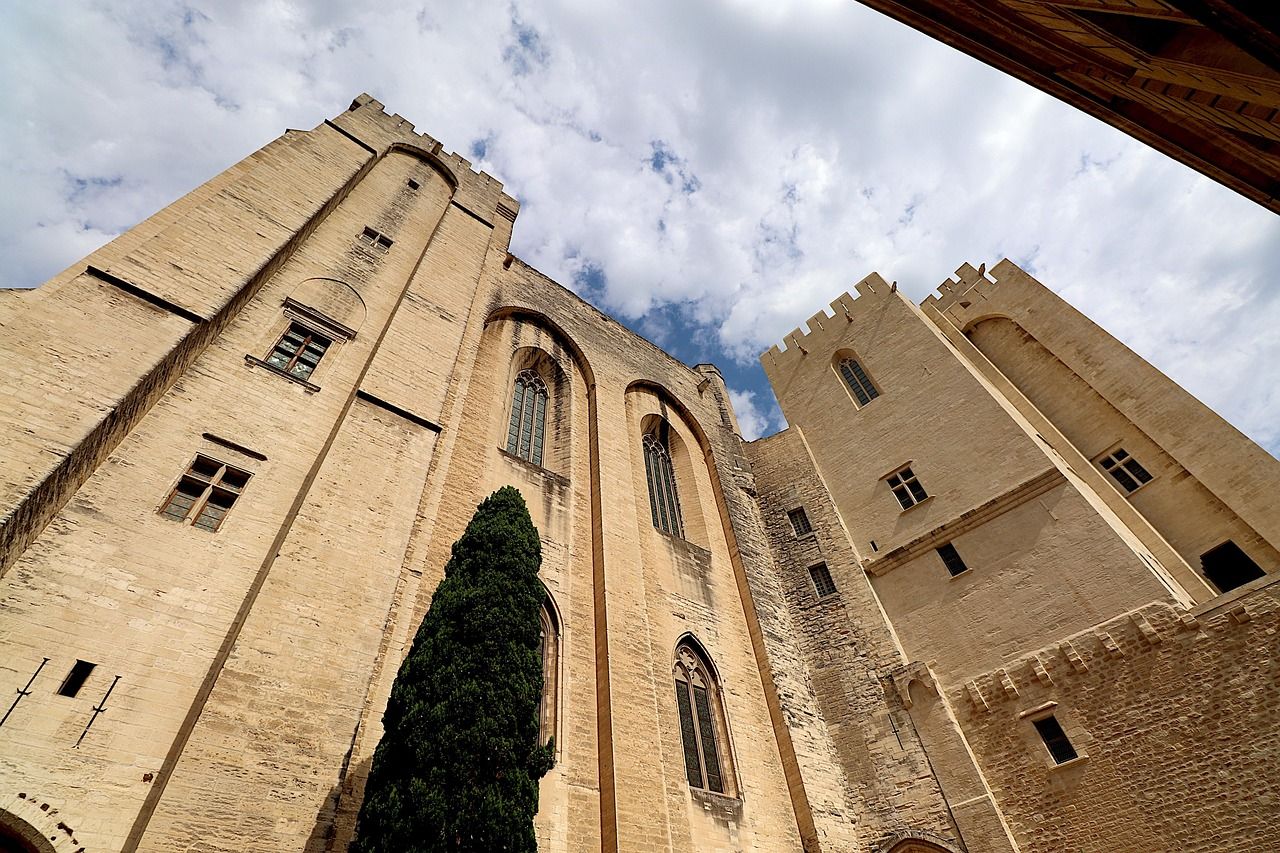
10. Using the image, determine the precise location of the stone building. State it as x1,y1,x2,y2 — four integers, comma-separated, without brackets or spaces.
0,96,1276,853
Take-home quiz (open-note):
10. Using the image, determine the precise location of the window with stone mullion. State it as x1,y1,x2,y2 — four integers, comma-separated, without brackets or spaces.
506,370,548,466
643,434,684,537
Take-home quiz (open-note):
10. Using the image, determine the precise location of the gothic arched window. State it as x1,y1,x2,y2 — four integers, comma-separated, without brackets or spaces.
507,369,549,466
674,641,731,794
837,356,879,406
643,426,684,538
538,596,560,746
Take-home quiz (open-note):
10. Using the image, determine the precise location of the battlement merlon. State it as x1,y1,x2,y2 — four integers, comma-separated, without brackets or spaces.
761,271,910,377
329,93,519,230
920,258,1028,319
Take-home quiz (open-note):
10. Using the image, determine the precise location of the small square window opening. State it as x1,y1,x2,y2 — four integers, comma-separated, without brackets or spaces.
1099,448,1153,493
407,178,420,190
57,660,96,697
265,323,331,382
809,563,837,597
938,542,968,576
788,507,813,537
159,455,251,532
1033,715,1078,764
886,466,928,510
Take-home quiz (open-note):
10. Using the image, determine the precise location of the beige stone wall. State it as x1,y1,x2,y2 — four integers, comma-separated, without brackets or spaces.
925,260,1280,581
746,427,959,853
948,583,1280,852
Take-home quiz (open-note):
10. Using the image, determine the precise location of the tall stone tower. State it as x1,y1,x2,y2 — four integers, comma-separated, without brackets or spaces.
1,96,1278,853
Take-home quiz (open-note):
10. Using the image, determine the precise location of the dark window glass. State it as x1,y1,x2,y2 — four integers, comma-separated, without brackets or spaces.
159,456,251,532
266,323,331,381
506,370,549,466
938,543,968,577
788,507,812,537
56,660,96,698
1201,541,1266,593
693,685,724,793
1099,448,1153,493
675,683,703,788
809,563,837,597
887,466,928,509
644,428,684,538
1033,715,1078,764
838,357,879,406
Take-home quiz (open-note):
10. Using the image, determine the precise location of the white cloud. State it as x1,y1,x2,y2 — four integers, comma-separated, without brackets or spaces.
2,0,1277,453
727,388,779,442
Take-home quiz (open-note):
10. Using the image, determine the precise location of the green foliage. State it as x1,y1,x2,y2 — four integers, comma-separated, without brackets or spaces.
351,486,554,853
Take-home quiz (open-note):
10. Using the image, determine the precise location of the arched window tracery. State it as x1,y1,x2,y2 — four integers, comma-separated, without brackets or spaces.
538,595,560,746
674,641,731,794
643,424,684,538
837,355,879,406
507,369,549,466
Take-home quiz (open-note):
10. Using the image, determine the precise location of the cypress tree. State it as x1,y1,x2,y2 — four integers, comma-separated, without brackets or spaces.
351,486,554,852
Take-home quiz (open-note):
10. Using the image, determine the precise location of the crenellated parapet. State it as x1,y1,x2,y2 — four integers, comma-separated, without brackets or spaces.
761,271,899,376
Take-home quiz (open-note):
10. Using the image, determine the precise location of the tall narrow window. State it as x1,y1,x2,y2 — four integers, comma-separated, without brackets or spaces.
159,455,251,532
838,357,879,406
886,466,928,510
506,369,549,466
56,660,96,698
937,542,969,577
265,323,331,381
674,642,730,794
809,563,837,597
538,597,560,746
644,425,684,538
1033,715,1078,764
1098,448,1153,493
788,507,813,537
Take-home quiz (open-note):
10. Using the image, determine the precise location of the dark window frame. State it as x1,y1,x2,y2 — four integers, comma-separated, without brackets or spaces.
886,465,928,510
787,506,813,537
938,542,969,577
1098,448,1154,494
506,369,550,467
159,455,251,532
56,660,96,698
674,643,730,795
264,322,332,383
1033,715,1079,765
644,425,685,539
809,563,837,597
837,356,880,407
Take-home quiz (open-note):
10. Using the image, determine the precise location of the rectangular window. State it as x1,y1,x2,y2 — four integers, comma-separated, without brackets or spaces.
1098,448,1153,493
1033,715,1078,764
788,507,813,537
265,323,331,382
886,466,928,510
809,563,837,597
407,178,420,190
937,542,968,576
159,455,251,532
57,660,96,698
358,226,394,252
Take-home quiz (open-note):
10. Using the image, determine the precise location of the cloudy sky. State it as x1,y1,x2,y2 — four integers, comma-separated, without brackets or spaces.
3,1,1277,450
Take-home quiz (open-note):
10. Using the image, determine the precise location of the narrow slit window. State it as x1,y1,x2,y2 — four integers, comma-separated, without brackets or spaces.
358,226,393,253
644,426,684,538
265,323,331,382
538,597,559,745
159,455,251,532
809,563,837,597
938,542,968,576
57,660,96,698
886,466,928,510
838,357,880,406
674,642,731,794
788,507,812,537
1098,448,1153,493
505,370,549,466
1033,715,1078,764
